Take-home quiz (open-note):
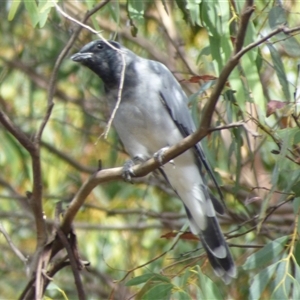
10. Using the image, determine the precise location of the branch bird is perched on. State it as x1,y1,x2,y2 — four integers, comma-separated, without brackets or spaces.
71,40,236,283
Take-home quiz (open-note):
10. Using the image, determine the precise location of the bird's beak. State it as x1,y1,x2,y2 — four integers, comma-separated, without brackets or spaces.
70,52,93,62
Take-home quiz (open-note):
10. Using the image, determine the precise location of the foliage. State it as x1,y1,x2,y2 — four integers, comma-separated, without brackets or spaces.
1,0,300,299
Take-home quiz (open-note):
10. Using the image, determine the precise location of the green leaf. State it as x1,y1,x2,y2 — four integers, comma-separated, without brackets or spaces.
267,43,291,101
271,260,291,300
271,284,289,300
268,6,287,29
126,273,170,286
107,1,120,24
127,0,144,21
39,0,57,13
232,127,243,193
172,290,193,300
38,0,56,28
24,0,40,27
292,197,300,213
201,2,219,36
273,258,290,287
46,282,69,300
196,266,223,300
295,241,300,266
292,264,300,299
141,283,173,300
249,263,278,300
8,0,21,21
174,0,190,23
85,0,96,9
186,0,202,26
294,130,300,144
281,36,300,57
243,236,288,270
126,274,154,286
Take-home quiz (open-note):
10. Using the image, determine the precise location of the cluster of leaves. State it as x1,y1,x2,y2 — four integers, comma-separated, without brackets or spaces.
1,0,300,299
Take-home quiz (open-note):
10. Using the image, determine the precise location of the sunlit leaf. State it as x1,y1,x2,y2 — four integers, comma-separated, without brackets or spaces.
38,0,56,28
196,265,223,300
172,290,193,300
271,260,291,300
24,0,39,27
292,264,300,299
127,0,144,36
243,236,288,270
8,0,21,21
186,0,201,26
249,263,278,300
39,0,58,13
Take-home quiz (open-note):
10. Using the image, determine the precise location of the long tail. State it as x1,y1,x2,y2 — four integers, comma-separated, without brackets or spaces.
185,185,236,284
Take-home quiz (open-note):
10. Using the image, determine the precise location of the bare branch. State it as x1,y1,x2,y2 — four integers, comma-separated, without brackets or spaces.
200,0,255,131
0,223,28,264
35,0,111,143
0,109,35,153
56,227,86,300
41,141,96,174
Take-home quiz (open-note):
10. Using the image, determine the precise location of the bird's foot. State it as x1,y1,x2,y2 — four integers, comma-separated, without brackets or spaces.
154,147,174,166
122,159,135,183
122,155,148,182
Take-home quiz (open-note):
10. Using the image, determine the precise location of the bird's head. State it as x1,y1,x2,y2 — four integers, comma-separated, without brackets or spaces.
71,40,124,86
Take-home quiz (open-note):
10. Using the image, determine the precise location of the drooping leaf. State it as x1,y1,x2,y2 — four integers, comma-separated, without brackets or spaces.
126,273,170,286
196,266,223,300
267,43,291,101
268,6,287,29
24,0,39,27
126,0,144,36
292,197,300,213
266,100,288,117
172,290,193,300
249,263,279,300
38,0,57,28
243,236,288,270
271,260,291,300
8,0,21,21
186,0,202,26
281,36,300,57
292,264,300,299
141,283,173,300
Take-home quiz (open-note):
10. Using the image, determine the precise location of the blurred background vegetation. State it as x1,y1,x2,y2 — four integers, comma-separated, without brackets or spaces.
1,0,300,299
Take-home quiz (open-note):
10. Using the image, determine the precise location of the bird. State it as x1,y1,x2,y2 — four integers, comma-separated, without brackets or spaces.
71,39,236,283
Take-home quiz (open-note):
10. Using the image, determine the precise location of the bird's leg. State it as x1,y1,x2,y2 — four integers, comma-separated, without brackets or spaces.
153,147,175,167
122,154,148,182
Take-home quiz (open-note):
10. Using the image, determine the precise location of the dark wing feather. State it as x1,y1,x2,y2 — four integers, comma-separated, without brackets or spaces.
149,60,224,213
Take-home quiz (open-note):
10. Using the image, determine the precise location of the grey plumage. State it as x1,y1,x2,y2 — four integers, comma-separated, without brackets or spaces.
71,40,236,283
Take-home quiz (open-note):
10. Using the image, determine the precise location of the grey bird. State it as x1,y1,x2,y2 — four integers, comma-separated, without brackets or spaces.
71,40,236,283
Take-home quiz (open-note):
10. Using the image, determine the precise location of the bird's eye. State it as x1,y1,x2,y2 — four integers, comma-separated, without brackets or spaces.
97,43,104,49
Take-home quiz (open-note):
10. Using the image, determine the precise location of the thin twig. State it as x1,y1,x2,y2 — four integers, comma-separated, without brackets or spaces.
53,0,126,139
56,227,86,300
0,223,28,263
208,120,261,137
102,52,126,138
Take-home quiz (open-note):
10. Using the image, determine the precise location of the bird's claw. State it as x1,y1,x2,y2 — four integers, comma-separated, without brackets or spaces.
122,159,135,183
154,147,175,167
